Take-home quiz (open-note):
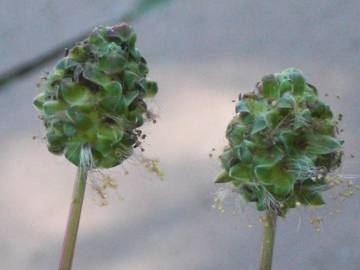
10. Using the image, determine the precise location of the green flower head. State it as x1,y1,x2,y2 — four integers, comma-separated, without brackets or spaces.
216,68,343,216
33,23,158,168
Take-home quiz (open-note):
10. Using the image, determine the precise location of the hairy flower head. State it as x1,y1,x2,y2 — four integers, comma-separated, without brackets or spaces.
33,23,158,169
216,68,343,216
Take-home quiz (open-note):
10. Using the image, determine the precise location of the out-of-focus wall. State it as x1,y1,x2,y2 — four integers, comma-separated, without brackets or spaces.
0,1,359,269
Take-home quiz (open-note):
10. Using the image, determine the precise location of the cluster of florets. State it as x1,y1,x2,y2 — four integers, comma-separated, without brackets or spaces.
33,23,158,168
216,68,343,216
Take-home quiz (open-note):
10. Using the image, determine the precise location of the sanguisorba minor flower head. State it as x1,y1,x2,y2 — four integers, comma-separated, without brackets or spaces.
33,23,158,168
216,68,343,216
33,23,158,270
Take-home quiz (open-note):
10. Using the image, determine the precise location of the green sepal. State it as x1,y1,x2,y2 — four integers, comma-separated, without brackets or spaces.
100,96,126,113
145,81,158,98
296,190,325,206
64,144,82,166
55,58,79,71
33,93,45,111
47,128,65,154
124,90,139,106
239,185,258,202
47,143,65,155
88,28,107,46
229,163,254,185
277,93,295,109
63,122,77,136
286,68,305,95
61,82,90,106
47,69,64,83
235,143,253,163
83,65,111,86
110,23,133,41
261,74,279,99
66,109,93,130
266,109,281,128
251,115,267,134
278,130,302,154
215,170,233,183
219,146,236,171
123,70,139,89
97,125,124,142
98,154,121,168
103,81,123,96
43,100,66,115
235,100,250,114
226,120,246,145
306,134,343,155
255,162,294,195
310,101,333,119
98,48,126,74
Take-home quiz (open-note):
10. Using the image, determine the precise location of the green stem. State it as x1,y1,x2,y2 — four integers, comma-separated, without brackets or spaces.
58,167,88,270
259,211,277,270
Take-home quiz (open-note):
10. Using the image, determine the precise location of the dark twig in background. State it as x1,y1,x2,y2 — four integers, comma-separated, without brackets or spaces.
0,0,171,88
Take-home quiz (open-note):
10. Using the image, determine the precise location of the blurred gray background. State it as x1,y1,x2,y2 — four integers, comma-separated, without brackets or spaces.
0,1,360,269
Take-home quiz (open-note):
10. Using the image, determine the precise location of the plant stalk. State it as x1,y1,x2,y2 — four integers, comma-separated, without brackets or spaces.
58,167,88,270
259,211,277,270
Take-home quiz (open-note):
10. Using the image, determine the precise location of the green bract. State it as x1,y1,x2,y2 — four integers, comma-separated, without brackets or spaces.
33,23,158,168
216,68,343,216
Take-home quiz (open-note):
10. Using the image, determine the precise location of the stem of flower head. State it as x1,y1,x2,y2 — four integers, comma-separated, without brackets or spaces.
58,167,88,270
259,210,277,270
